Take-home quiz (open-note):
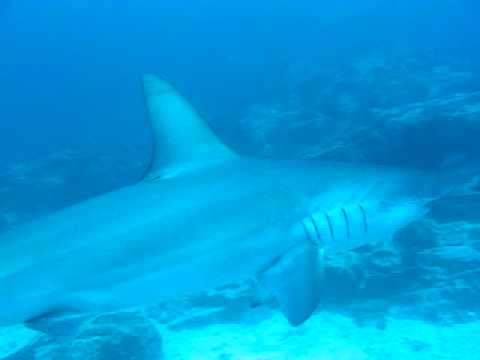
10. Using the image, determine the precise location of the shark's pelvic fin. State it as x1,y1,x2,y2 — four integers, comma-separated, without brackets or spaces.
25,309,91,338
142,74,236,179
260,243,322,326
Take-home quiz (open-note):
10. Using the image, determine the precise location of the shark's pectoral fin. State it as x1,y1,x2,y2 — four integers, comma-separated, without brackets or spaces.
142,74,237,180
259,243,323,326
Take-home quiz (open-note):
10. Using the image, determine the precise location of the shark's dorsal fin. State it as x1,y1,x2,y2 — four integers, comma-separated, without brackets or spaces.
142,74,236,179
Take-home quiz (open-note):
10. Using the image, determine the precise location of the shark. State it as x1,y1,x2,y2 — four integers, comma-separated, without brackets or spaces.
0,74,450,329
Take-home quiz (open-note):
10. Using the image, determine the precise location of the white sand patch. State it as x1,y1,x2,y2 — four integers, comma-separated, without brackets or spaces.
159,311,480,360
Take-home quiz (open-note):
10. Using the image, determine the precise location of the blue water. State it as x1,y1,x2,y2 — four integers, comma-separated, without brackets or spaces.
1,1,480,358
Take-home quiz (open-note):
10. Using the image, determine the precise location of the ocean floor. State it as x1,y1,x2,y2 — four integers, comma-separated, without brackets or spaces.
2,310,478,359
160,311,480,360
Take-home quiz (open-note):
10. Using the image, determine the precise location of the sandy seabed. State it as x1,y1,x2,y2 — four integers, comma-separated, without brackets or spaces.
159,311,478,360
0,310,478,359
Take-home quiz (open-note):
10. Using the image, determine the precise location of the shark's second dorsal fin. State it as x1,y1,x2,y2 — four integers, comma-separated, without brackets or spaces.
142,74,236,179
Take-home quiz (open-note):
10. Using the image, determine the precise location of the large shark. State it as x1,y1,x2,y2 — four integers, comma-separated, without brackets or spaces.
0,75,449,328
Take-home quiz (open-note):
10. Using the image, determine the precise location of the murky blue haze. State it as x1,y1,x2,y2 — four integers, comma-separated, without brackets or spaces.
0,1,480,358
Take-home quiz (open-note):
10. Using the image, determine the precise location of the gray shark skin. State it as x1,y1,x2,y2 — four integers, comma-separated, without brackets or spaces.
0,75,445,328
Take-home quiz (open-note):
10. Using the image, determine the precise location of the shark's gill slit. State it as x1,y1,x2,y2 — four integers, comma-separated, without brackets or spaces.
341,208,351,238
309,216,322,245
324,213,335,242
301,220,312,242
358,205,368,233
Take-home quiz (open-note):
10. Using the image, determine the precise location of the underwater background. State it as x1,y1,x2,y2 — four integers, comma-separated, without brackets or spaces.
1,0,480,358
